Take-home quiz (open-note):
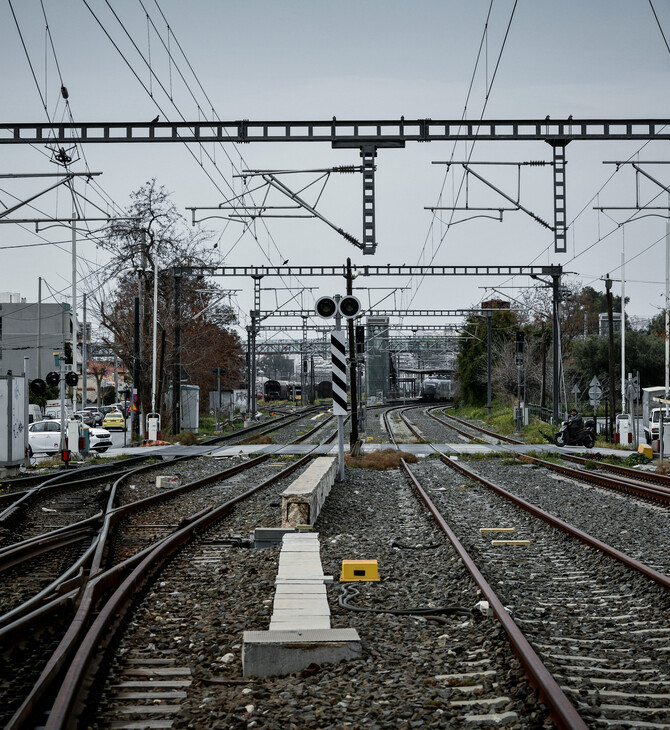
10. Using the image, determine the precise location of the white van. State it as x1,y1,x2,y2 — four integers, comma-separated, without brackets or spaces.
28,404,43,424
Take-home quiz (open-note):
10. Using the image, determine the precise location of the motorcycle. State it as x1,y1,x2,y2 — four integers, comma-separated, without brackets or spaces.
554,418,596,448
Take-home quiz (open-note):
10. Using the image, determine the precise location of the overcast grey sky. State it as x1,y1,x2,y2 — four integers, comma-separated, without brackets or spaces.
2,0,669,336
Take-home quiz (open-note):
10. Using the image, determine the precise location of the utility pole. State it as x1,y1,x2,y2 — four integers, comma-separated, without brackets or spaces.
606,276,616,440
82,294,88,406
552,273,561,424
71,207,78,411
486,309,492,417
346,258,359,450
131,297,140,439
37,277,42,379
172,272,181,435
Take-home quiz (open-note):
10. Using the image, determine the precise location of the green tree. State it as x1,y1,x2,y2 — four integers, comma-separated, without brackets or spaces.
570,331,666,391
456,302,520,405
258,354,293,380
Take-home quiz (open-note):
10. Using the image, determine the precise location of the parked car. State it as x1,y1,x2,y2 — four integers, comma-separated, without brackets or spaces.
102,411,126,430
28,404,43,424
28,419,113,456
74,410,97,427
83,407,104,426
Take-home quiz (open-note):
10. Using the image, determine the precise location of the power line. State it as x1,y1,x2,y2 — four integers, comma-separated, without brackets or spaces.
649,0,670,56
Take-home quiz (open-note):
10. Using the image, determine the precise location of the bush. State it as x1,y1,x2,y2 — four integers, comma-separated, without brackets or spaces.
345,449,417,470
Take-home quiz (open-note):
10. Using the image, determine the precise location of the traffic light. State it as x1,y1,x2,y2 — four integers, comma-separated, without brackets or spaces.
355,325,365,354
315,296,337,319
515,332,525,364
30,378,47,396
63,341,73,364
65,371,79,387
46,371,60,387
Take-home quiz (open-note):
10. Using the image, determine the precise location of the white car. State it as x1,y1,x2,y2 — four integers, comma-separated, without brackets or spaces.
28,419,113,456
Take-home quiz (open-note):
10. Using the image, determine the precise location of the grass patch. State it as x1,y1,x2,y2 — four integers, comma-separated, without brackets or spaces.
523,421,555,444
345,449,417,470
240,434,275,445
523,450,564,465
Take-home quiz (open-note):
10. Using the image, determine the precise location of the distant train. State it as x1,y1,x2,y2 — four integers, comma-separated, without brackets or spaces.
264,380,302,401
420,378,453,402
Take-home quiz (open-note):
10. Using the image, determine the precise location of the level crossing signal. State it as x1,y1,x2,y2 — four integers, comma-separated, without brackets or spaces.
315,295,361,320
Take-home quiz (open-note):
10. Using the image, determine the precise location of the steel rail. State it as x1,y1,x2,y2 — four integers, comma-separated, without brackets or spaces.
442,455,670,590
5,416,339,727
516,453,670,505
1,454,152,493
558,451,670,487
38,454,314,730
433,408,523,444
424,407,479,440
400,459,588,730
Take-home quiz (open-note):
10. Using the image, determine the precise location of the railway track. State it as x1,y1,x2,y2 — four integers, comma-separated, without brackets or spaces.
381,403,670,726
0,409,342,728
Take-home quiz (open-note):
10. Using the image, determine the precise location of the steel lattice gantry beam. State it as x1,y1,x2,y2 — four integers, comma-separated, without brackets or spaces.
5,117,666,253
257,309,502,319
4,118,669,144
256,336,459,355
178,264,562,278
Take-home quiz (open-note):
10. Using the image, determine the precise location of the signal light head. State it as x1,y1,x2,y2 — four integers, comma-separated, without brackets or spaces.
315,296,337,319
30,378,47,396
339,295,361,319
46,372,60,387
65,371,79,387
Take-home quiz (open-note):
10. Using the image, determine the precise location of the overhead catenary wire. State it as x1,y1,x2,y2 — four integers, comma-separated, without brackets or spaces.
408,0,518,309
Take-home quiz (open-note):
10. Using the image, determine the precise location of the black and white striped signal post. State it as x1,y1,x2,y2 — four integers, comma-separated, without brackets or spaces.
331,329,347,480
331,331,348,415
316,293,361,480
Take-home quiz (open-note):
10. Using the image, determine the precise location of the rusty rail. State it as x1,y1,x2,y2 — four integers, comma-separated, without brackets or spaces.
400,459,588,730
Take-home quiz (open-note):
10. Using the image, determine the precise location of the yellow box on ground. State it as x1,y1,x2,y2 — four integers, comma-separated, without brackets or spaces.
341,560,380,582
638,443,653,459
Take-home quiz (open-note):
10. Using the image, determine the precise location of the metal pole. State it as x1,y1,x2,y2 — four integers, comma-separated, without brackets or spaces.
82,294,87,406
621,240,626,413
113,354,118,401
59,354,65,453
552,274,561,424
131,297,140,439
217,370,221,429
346,258,359,448
172,272,182,435
606,276,616,440
251,312,258,420
37,277,42,379
486,309,492,417
664,193,669,461
151,252,158,415
71,212,78,411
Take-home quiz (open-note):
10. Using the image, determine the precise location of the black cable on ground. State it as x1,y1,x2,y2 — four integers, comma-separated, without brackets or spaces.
338,584,475,619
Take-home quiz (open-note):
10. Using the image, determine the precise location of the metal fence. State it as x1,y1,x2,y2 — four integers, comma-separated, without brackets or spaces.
527,404,554,425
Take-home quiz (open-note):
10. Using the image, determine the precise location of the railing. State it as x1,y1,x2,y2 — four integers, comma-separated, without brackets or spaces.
527,404,554,425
